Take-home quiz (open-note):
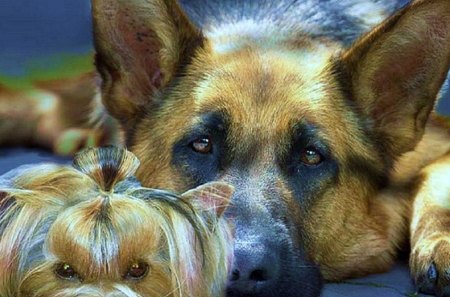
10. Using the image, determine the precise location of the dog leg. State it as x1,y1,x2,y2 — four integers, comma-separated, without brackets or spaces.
410,153,450,297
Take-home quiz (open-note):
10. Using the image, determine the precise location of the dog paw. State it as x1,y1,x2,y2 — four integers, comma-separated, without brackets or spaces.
411,237,450,296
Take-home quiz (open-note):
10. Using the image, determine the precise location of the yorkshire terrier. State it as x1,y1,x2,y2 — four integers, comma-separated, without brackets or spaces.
0,147,233,297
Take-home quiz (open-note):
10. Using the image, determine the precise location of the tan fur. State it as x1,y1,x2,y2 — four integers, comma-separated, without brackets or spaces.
410,151,450,296
0,147,233,297
91,0,450,294
0,74,118,155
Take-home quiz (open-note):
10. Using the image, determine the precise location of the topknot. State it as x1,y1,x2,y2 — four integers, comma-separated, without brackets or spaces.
73,146,140,192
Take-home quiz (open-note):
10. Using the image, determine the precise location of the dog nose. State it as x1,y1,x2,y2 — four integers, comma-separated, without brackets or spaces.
227,244,279,294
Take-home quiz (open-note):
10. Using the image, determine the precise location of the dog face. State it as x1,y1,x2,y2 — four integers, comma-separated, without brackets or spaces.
19,197,175,297
134,49,347,296
93,0,450,296
0,147,234,297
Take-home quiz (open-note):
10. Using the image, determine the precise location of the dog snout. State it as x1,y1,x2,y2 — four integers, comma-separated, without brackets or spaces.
227,241,280,295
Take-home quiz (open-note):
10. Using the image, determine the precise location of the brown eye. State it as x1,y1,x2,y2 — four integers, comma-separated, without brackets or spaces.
191,137,212,154
300,147,323,166
55,263,78,280
126,262,149,280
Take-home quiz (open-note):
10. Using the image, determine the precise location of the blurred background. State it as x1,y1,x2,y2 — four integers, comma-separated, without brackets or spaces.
0,0,93,89
0,0,448,113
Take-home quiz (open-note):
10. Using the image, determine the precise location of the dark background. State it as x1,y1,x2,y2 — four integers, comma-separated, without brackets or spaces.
0,0,448,114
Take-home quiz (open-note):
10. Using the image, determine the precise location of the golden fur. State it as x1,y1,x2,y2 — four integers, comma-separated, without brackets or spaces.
92,0,450,296
0,147,233,297
0,74,118,155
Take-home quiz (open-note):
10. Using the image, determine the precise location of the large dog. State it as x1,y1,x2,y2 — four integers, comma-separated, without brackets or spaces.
90,0,450,296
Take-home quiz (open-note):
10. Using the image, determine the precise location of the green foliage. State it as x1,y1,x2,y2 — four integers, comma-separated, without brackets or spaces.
0,53,94,90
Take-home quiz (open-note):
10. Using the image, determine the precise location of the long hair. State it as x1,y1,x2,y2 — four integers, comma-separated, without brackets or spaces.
0,147,232,297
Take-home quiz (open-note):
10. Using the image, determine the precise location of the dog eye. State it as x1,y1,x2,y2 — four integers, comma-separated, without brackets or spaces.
55,263,79,281
300,147,323,166
126,262,149,280
191,137,212,154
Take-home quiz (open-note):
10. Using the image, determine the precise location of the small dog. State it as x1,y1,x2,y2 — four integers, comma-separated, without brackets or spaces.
0,147,233,297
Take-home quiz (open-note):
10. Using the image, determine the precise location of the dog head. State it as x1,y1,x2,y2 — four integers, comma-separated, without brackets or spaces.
93,0,450,296
0,147,233,297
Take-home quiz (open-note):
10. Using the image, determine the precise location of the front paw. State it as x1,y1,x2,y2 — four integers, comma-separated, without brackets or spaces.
411,236,450,296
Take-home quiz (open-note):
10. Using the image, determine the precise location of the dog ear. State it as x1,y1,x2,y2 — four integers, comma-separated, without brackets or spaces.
92,0,203,127
341,0,450,157
181,182,234,217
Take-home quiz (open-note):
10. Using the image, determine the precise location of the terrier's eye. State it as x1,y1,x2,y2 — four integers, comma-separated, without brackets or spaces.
300,147,323,166
126,262,149,280
55,263,79,281
191,136,212,154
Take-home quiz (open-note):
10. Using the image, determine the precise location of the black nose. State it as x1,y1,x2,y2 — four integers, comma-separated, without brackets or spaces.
227,244,279,295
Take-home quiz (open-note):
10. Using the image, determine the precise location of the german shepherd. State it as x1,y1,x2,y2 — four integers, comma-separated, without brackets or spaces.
90,0,450,296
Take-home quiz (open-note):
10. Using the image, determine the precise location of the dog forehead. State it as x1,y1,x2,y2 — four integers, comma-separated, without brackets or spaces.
197,43,336,96
189,45,366,154
178,45,385,173
192,44,339,126
46,199,162,271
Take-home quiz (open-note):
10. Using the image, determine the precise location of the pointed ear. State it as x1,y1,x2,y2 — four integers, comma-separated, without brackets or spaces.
340,0,450,156
181,182,234,217
92,0,203,127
